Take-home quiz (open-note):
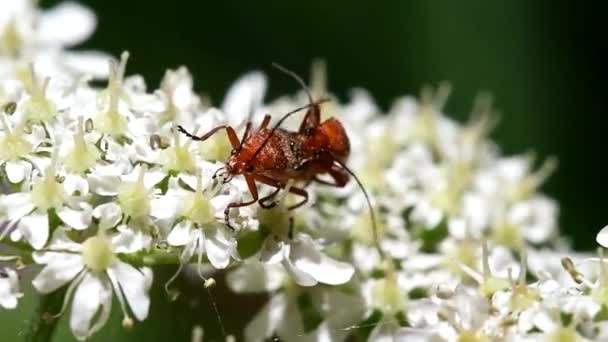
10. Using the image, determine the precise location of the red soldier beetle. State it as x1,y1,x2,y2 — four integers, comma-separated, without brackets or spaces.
177,64,380,252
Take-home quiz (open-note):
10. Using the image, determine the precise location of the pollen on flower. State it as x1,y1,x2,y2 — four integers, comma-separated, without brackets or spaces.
117,165,150,219
64,117,101,173
81,235,116,272
31,164,68,211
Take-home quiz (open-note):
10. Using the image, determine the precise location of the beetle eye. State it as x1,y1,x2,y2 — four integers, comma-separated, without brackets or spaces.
230,149,237,155
246,165,254,172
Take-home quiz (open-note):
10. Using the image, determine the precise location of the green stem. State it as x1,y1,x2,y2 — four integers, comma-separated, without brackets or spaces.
0,239,34,263
24,287,67,342
118,250,209,267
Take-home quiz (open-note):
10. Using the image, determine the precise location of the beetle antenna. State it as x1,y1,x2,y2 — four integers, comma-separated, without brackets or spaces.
332,157,385,259
246,98,329,166
246,64,325,166
272,62,314,105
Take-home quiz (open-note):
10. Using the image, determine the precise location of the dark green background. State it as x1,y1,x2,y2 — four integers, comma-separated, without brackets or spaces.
3,0,604,340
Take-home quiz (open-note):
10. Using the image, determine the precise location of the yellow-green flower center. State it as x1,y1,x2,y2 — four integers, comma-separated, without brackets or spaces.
160,131,196,173
19,65,56,123
545,326,581,342
117,166,150,219
457,330,491,342
94,53,129,136
510,284,540,311
0,19,22,57
444,240,476,275
351,210,385,246
0,114,32,161
258,204,291,239
491,221,523,250
198,133,231,162
372,275,405,316
31,165,67,211
64,118,101,173
478,276,510,297
182,175,216,226
82,235,115,272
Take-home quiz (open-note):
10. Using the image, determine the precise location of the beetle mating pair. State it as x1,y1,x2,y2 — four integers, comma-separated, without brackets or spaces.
177,64,379,246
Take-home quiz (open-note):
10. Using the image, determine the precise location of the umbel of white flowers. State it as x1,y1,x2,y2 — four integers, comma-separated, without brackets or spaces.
2,1,608,342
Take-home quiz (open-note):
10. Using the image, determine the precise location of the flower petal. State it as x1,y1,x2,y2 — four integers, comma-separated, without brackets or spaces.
150,195,180,220
598,226,608,248
0,268,23,309
289,235,354,285
111,225,151,253
63,174,90,196
245,293,287,342
63,50,112,79
259,238,284,264
226,261,285,293
32,254,84,294
167,221,193,247
70,274,112,341
92,203,122,230
38,2,96,47
281,249,317,287
205,227,232,269
5,160,30,184
56,203,92,230
0,192,34,222
107,262,153,321
88,174,120,196
16,211,49,249
222,72,267,127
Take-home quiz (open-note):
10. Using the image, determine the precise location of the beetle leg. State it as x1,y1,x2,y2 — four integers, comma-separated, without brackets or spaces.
177,125,240,150
239,121,252,147
285,186,309,210
314,164,349,187
298,103,321,134
258,186,281,209
224,174,259,230
259,114,271,130
253,174,309,210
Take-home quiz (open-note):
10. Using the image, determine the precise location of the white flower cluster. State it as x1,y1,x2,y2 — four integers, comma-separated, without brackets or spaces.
2,1,608,342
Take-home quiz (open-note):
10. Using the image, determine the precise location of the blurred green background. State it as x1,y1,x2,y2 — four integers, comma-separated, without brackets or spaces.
3,0,604,340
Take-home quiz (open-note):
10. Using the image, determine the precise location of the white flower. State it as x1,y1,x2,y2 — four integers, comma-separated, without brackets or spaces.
0,266,23,309
161,173,239,270
227,261,365,342
32,229,152,341
87,163,165,238
3,157,92,249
